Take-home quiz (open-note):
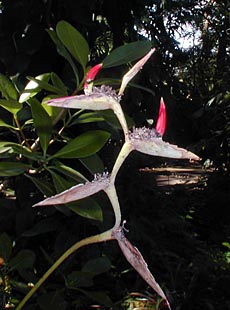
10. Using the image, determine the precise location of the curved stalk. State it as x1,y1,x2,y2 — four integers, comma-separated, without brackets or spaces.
16,229,114,310
110,141,134,184
104,184,122,230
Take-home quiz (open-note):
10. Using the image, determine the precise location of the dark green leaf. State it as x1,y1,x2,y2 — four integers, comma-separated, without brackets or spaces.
0,118,18,130
0,162,31,176
66,271,94,288
82,256,111,276
0,73,18,100
79,154,104,174
52,130,110,159
30,98,52,154
38,292,67,310
56,21,89,70
0,233,12,262
0,99,22,115
51,72,68,95
102,41,152,68
22,218,60,237
49,161,87,183
9,250,35,271
68,197,103,221
77,288,113,307
47,29,79,83
69,112,105,126
25,174,55,197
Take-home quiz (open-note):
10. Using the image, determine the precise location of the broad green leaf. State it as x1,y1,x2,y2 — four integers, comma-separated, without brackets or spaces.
51,130,110,159
22,218,60,237
9,249,35,271
0,162,31,176
77,288,113,307
25,174,55,197
4,142,43,161
66,271,94,288
51,72,68,94
0,73,18,100
38,292,67,310
19,73,50,103
0,118,18,130
0,233,12,262
49,161,87,183
80,154,104,174
27,76,65,95
42,97,63,123
56,20,89,70
47,29,79,84
0,99,22,115
50,169,75,193
102,41,152,68
69,112,104,126
82,256,111,276
68,198,103,221
30,98,52,154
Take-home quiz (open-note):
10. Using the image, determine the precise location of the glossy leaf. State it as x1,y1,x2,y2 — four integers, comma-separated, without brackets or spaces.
49,162,87,183
51,72,68,95
82,256,111,275
0,233,12,262
103,41,152,68
38,292,67,310
0,162,30,176
0,99,22,115
0,118,18,130
56,20,89,70
22,218,60,237
9,249,35,271
19,73,50,103
30,98,52,154
68,198,103,221
51,130,110,159
66,271,94,288
47,29,79,83
79,154,104,174
0,73,18,100
69,112,104,126
26,174,55,197
27,76,65,95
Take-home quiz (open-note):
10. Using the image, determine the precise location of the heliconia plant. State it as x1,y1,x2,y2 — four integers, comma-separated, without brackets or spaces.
15,46,201,310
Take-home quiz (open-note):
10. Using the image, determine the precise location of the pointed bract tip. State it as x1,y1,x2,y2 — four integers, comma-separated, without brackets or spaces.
84,63,103,89
155,97,167,136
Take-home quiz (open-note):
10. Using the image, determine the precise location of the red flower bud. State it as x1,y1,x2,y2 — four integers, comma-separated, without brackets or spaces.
155,97,166,136
84,63,103,89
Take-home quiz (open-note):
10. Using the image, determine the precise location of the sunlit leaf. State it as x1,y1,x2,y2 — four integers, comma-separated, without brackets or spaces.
0,118,19,130
19,73,50,103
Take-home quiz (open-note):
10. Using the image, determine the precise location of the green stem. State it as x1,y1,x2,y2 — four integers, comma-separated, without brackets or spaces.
16,229,113,310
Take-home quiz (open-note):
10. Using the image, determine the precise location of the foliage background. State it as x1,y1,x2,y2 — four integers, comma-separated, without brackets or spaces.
0,0,230,309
